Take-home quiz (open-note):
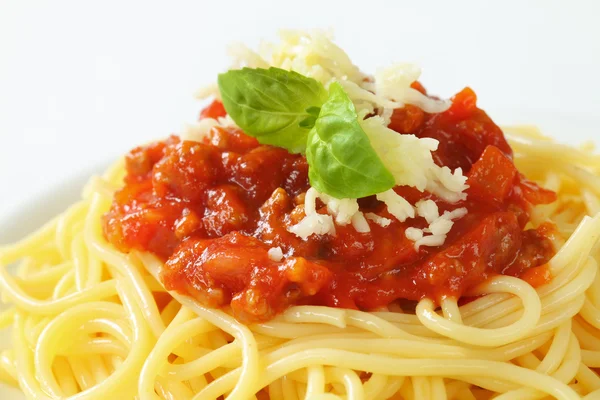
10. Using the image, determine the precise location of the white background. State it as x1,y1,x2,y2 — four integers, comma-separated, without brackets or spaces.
1,0,599,223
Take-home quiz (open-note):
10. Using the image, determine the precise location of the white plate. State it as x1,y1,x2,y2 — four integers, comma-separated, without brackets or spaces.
0,111,597,399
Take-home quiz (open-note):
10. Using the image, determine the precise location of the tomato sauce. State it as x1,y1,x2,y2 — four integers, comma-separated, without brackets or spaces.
103,86,557,323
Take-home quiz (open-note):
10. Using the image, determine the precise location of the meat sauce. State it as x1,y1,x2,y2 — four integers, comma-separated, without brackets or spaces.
103,86,557,323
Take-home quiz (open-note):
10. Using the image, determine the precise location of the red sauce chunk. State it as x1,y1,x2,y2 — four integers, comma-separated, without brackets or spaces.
103,91,558,323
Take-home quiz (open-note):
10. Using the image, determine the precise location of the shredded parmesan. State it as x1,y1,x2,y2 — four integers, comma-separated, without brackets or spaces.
379,107,394,126
376,190,414,222
351,212,370,233
210,30,449,119
180,119,220,142
360,115,468,203
289,188,370,238
217,114,238,128
408,207,469,250
267,247,284,262
415,234,446,249
194,82,220,101
288,212,335,240
405,227,424,241
415,200,439,224
427,218,454,236
435,167,468,193
365,213,392,228
288,188,336,239
444,208,469,220
339,65,450,115
374,63,450,113
218,29,365,93
227,42,269,69
303,187,319,215
425,180,467,203
181,115,239,143
317,193,360,225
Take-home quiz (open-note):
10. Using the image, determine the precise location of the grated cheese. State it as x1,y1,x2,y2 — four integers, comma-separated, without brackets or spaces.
376,190,415,222
218,29,365,93
194,82,220,101
443,208,469,220
373,63,450,113
181,118,220,142
360,115,468,203
289,188,370,238
208,30,449,118
288,212,336,240
181,115,239,143
408,207,469,251
288,188,337,239
303,187,319,215
227,42,269,69
317,193,360,225
267,246,284,262
351,212,370,233
415,199,439,224
405,227,424,241
436,166,468,193
365,213,392,228
427,218,454,236
415,234,446,249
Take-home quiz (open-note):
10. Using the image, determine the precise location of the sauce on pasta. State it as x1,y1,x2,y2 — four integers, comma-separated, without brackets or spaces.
103,88,556,322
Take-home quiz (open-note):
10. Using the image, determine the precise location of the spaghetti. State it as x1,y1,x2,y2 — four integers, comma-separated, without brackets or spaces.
1,31,600,400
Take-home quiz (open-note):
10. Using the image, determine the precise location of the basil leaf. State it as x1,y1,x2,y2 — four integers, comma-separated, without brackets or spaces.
218,67,328,154
305,106,321,117
306,82,395,198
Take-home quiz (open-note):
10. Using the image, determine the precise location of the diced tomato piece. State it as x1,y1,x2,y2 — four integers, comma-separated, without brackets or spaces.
152,141,220,202
102,192,183,259
125,135,179,181
202,185,251,237
446,87,478,120
454,109,514,161
467,145,517,204
199,100,227,120
389,105,425,134
208,126,259,153
414,88,512,172
174,208,203,239
517,176,557,205
232,145,291,206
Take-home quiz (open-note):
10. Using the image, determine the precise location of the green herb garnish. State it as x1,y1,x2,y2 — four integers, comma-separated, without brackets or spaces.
218,67,327,154
217,67,395,198
306,82,395,198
